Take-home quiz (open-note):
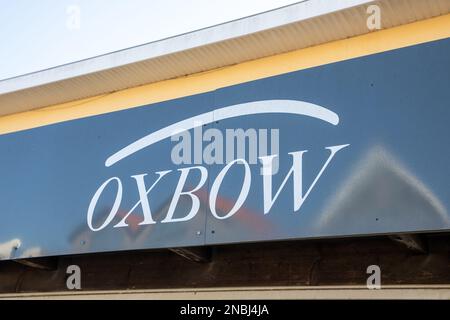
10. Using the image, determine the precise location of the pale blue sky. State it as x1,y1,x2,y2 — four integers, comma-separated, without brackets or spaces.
0,0,300,80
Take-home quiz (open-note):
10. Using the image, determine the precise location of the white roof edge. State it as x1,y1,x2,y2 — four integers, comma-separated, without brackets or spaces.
0,0,373,95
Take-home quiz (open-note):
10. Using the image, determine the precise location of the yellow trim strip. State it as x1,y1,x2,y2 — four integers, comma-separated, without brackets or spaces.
1,14,450,135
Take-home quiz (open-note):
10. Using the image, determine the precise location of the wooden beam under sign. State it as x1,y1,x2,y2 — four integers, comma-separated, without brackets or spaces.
169,247,211,263
14,257,58,270
1,234,449,293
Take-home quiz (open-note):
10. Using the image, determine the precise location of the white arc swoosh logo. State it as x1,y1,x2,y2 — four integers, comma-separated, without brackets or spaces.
105,99,339,167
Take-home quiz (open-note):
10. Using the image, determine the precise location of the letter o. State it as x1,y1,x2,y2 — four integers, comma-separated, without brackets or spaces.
209,159,251,220
87,177,123,231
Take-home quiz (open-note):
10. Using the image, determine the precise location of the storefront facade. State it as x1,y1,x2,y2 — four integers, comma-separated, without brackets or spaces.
0,0,449,298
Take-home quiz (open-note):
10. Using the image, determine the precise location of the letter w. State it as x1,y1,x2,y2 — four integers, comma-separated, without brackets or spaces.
259,144,349,214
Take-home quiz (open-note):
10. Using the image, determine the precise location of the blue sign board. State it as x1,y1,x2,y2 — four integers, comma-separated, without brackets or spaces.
0,38,449,260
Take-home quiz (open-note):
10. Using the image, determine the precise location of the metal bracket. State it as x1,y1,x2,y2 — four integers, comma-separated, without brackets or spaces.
14,257,58,270
169,246,212,263
389,234,427,254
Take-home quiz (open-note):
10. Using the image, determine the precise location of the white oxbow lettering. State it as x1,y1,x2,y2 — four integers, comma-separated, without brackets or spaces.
87,144,349,231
